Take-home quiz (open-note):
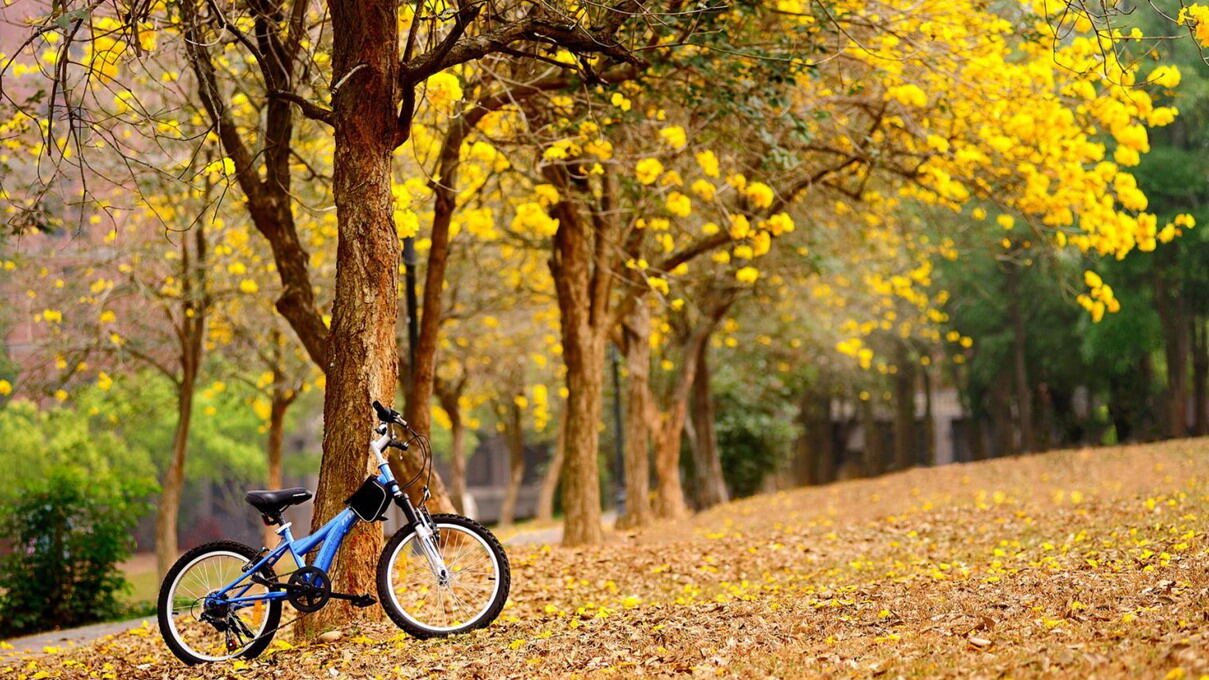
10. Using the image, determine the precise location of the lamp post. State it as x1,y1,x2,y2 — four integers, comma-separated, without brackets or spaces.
402,236,419,372
610,343,625,514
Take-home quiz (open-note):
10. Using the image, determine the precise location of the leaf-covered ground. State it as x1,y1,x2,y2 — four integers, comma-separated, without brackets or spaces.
4,439,1207,679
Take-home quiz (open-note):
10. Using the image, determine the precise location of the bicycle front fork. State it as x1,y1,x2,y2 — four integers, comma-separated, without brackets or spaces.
396,488,449,583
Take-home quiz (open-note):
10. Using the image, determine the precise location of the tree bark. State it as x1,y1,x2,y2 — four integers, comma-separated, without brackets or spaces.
303,0,400,635
1193,320,1208,436
1155,255,1190,439
687,340,727,508
860,397,882,476
651,296,733,519
990,372,1015,457
498,396,527,528
559,328,606,544
262,385,294,549
816,398,836,483
892,343,917,469
1005,263,1035,453
154,224,207,578
548,165,611,545
404,116,471,436
535,406,567,522
436,384,469,514
616,305,654,529
181,0,328,367
155,368,197,578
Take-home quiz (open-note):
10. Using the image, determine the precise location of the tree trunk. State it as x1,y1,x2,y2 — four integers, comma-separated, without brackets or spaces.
404,117,473,436
792,397,815,486
990,372,1015,457
969,415,987,462
262,389,291,548
559,331,606,544
155,369,196,578
616,305,654,529
651,411,688,519
1035,382,1054,451
892,344,917,469
651,303,731,519
304,1,400,634
154,224,207,578
535,406,567,522
921,360,935,465
549,183,607,545
815,396,836,483
437,386,468,514
1193,320,1208,436
860,397,882,476
687,340,727,508
1155,256,1190,439
498,396,526,528
1005,263,1035,453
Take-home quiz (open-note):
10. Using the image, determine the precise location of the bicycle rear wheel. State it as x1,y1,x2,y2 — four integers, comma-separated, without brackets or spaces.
157,540,281,665
377,514,510,638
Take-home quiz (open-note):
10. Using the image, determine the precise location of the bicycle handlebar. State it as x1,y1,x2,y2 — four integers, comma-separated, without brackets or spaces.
372,400,407,427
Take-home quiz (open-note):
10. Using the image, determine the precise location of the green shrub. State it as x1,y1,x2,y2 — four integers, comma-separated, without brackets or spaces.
0,467,153,636
715,397,796,498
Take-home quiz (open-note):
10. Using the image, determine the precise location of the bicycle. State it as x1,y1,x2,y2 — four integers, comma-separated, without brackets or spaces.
157,401,510,665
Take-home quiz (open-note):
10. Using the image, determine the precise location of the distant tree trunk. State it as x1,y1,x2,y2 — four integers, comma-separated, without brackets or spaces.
559,327,606,544
860,397,881,476
261,385,295,548
498,395,526,528
792,397,815,486
990,372,1015,457
616,305,654,529
651,297,733,519
436,382,469,514
154,226,207,578
1005,264,1035,453
1193,320,1208,436
815,396,835,483
1035,382,1054,451
1156,257,1190,439
155,368,197,578
892,344,917,469
404,114,472,438
548,167,609,545
687,341,727,508
535,406,567,522
795,393,832,484
303,2,401,634
969,416,987,461
921,362,935,465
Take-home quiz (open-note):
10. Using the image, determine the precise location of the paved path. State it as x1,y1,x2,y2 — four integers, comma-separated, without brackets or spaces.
3,616,154,655
2,513,611,655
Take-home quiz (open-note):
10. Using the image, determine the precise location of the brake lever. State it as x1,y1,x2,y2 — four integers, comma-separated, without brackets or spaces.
386,440,409,451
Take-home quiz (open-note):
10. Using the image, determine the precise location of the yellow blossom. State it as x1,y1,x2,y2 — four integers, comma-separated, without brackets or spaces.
635,158,664,185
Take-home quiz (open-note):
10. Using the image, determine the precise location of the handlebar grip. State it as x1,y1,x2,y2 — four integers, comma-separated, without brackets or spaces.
373,400,408,428
372,400,393,422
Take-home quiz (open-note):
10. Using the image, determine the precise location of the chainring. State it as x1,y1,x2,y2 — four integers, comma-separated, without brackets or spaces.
287,566,331,613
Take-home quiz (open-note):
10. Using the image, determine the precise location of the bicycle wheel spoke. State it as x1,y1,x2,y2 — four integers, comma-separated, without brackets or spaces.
385,521,505,633
164,551,274,663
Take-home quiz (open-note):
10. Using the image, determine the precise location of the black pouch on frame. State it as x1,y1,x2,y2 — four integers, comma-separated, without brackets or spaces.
345,476,391,521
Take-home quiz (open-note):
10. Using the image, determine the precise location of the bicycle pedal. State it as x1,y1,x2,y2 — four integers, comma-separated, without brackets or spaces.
351,595,377,608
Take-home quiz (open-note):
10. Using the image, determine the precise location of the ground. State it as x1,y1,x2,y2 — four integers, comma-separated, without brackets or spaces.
2,439,1206,679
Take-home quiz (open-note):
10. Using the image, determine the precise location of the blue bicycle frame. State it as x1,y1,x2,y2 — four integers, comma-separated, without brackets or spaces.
211,429,432,608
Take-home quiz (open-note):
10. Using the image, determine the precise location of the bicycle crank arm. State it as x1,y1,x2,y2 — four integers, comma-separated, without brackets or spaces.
326,592,377,607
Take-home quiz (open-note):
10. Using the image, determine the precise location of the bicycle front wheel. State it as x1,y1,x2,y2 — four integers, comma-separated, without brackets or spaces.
377,514,510,638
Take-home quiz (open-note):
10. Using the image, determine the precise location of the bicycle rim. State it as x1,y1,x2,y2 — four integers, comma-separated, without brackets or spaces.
164,550,273,662
384,522,501,633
